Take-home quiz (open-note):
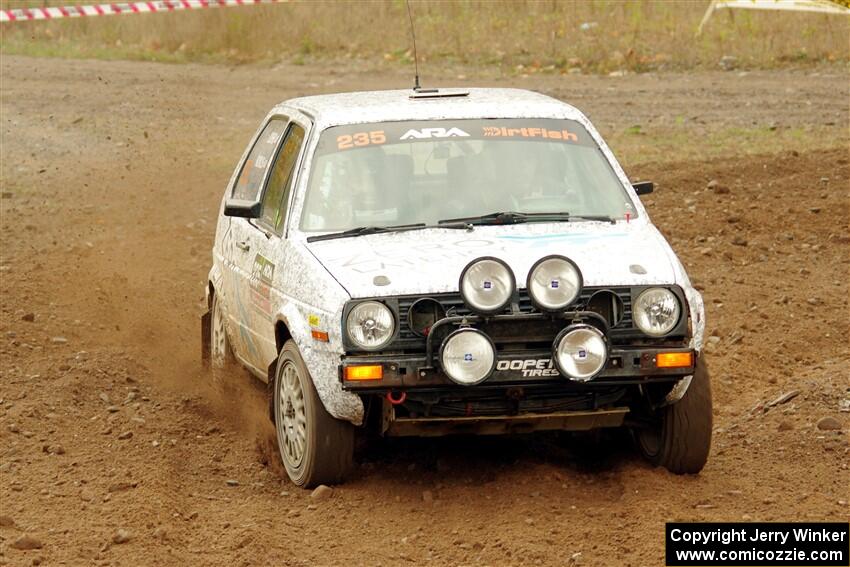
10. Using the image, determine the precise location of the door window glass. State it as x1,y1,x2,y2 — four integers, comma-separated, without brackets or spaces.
231,119,288,202
260,123,306,233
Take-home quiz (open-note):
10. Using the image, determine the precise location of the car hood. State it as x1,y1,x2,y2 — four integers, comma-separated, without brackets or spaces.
304,222,678,298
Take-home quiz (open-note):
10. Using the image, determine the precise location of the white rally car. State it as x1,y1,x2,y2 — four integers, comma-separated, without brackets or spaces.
202,88,712,487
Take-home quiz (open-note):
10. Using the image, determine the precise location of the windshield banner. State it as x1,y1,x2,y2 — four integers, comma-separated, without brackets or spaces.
315,119,596,157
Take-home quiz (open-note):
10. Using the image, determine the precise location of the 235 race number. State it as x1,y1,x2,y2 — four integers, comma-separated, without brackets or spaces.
337,130,386,150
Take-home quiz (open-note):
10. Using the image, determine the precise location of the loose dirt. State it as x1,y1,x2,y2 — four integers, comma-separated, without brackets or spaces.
0,56,848,566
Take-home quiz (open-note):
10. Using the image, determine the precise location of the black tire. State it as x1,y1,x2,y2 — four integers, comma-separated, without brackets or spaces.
273,340,354,487
636,357,713,474
210,293,235,376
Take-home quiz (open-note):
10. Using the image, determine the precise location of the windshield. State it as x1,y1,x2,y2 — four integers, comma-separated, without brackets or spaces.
300,118,636,232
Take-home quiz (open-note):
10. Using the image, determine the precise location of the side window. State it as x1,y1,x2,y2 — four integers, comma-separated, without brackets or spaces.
231,119,288,202
260,123,306,233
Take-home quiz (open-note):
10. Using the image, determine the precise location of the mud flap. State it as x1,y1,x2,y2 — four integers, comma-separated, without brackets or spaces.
658,375,693,408
200,310,211,367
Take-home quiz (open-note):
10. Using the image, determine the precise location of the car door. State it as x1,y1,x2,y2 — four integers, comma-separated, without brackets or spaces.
248,118,310,373
244,119,309,372
220,117,289,372
225,118,309,376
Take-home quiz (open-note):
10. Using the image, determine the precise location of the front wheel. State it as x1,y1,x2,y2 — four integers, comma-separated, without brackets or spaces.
635,357,713,474
273,340,354,487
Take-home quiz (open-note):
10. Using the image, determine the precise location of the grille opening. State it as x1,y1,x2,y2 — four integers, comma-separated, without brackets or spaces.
407,298,446,337
586,290,625,328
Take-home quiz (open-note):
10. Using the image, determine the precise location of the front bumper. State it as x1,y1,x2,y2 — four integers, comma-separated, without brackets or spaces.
340,346,694,391
338,292,697,435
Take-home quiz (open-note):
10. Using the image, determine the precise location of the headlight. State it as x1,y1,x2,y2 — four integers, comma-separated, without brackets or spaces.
527,255,582,311
459,257,515,314
346,301,395,350
553,324,607,381
439,328,496,385
634,288,681,337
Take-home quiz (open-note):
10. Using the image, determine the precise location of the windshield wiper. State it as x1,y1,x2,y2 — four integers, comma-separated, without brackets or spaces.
438,211,615,225
306,222,473,243
564,214,617,224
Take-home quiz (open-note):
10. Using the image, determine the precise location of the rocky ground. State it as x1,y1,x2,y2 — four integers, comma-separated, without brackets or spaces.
0,56,848,566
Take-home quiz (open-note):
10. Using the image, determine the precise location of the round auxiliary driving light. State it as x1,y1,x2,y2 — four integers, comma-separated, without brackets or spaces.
346,301,395,350
526,255,583,312
439,328,496,386
634,287,681,337
553,324,607,382
459,257,515,315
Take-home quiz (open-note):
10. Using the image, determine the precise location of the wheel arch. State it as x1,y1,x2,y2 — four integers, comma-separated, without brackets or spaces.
267,306,364,426
274,318,293,353
268,316,294,421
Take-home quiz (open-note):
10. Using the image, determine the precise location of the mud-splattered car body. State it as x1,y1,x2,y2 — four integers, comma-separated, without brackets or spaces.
202,88,711,484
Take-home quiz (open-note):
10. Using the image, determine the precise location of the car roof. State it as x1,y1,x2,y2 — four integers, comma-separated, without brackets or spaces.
279,88,585,130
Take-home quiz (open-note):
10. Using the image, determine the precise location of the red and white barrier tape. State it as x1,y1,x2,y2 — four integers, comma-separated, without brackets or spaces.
0,0,283,24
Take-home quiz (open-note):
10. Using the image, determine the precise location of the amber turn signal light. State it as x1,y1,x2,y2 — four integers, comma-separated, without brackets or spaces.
344,365,383,381
311,330,329,342
656,352,693,368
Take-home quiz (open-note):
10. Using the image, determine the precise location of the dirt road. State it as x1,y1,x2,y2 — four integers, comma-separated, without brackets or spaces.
0,56,848,566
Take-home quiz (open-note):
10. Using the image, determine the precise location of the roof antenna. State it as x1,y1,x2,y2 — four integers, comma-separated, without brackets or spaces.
406,0,422,91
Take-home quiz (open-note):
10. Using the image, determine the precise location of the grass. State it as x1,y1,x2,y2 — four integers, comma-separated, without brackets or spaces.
0,0,848,73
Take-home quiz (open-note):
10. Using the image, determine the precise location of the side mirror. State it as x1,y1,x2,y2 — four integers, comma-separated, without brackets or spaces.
632,181,654,196
224,200,262,218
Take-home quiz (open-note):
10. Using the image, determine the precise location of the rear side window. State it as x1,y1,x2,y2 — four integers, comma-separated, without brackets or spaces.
260,123,306,233
231,119,288,202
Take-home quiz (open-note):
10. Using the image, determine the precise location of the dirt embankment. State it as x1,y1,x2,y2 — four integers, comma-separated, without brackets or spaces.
0,56,848,566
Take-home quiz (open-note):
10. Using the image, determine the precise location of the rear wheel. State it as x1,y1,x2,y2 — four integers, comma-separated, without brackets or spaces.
273,340,354,487
636,357,713,474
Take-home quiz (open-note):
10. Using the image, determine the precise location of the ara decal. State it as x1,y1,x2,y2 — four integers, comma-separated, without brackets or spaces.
400,127,470,140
